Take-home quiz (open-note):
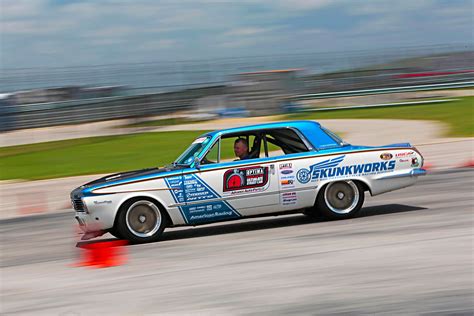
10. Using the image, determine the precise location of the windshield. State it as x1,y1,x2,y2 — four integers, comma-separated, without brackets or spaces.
174,136,211,165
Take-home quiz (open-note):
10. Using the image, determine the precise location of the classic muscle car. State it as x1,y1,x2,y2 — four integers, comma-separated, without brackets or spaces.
71,121,426,242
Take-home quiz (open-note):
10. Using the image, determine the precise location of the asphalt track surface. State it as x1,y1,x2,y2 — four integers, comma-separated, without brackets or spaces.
1,169,473,315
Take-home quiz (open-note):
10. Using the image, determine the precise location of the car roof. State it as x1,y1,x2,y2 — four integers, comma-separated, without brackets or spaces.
204,120,321,137
202,120,343,150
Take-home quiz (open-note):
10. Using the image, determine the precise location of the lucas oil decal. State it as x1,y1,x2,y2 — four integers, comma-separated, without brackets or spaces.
297,155,396,184
223,166,268,192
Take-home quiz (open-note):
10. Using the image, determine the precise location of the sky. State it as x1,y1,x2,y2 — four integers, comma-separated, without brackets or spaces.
0,0,473,68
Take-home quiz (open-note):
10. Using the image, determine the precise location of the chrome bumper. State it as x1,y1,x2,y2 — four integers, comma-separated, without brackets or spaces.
375,168,427,180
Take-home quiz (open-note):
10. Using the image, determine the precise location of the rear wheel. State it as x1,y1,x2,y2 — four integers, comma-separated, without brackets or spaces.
115,198,168,243
310,180,365,220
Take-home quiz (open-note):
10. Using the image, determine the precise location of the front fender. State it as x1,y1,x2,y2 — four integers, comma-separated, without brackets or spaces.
82,190,185,232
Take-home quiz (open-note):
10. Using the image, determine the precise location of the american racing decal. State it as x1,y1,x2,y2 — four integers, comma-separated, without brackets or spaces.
165,174,241,224
297,155,396,184
223,166,268,192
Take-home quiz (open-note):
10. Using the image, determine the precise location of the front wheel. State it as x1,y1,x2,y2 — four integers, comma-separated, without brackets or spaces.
314,180,365,220
115,198,168,243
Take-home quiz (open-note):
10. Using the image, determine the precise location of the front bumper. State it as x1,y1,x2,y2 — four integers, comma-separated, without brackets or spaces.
75,212,101,233
75,212,109,240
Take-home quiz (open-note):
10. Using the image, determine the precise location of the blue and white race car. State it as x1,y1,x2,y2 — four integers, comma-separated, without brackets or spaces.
71,121,426,242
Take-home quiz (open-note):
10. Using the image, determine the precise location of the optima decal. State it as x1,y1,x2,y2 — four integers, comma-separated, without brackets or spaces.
297,155,396,183
223,166,268,192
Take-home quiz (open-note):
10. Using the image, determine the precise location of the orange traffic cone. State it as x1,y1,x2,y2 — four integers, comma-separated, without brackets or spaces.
458,160,474,168
422,162,434,172
76,240,128,268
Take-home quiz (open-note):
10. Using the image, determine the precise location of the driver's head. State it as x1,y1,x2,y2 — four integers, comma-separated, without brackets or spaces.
234,138,249,159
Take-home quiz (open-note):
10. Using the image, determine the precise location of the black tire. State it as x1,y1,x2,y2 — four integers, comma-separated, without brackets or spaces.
312,180,365,220
115,198,168,243
107,227,123,239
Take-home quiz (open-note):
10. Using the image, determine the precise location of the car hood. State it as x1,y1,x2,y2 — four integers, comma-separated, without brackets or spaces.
71,165,183,196
84,167,161,187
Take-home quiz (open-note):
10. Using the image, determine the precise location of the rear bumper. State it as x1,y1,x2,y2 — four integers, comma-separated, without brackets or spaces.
369,168,426,196
411,168,427,177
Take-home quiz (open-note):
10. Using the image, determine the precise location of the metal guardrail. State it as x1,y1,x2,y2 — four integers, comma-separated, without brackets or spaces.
295,81,474,100
1,80,472,132
300,99,458,112
0,86,226,131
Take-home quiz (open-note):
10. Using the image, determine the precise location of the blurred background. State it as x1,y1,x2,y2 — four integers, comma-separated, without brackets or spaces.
1,0,473,315
1,44,473,131
1,0,473,134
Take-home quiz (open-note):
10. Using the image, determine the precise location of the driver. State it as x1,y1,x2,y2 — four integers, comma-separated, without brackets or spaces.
234,138,250,160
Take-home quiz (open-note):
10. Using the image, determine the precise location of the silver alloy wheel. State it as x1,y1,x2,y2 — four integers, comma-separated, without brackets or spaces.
125,200,162,238
324,180,359,215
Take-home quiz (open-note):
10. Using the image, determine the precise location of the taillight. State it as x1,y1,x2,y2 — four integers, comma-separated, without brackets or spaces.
412,147,424,167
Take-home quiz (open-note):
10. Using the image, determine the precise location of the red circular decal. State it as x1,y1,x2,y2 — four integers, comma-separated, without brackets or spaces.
227,174,243,188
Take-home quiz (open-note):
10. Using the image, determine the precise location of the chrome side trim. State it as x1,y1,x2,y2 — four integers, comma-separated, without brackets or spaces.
411,168,427,176
168,185,318,208
279,186,318,193
375,168,427,180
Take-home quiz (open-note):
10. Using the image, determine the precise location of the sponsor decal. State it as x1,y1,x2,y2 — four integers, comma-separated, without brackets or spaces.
192,137,208,144
380,153,393,160
395,151,415,158
296,168,311,184
280,179,294,186
279,162,296,188
93,200,112,205
411,157,420,167
223,166,268,192
297,155,396,183
399,158,410,163
165,174,241,224
279,163,292,169
281,192,297,206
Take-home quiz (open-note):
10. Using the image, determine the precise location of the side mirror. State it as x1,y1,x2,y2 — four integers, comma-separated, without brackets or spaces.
194,156,201,169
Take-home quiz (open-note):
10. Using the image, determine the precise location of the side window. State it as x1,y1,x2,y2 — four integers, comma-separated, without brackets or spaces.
264,128,309,157
265,137,285,157
221,134,260,162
